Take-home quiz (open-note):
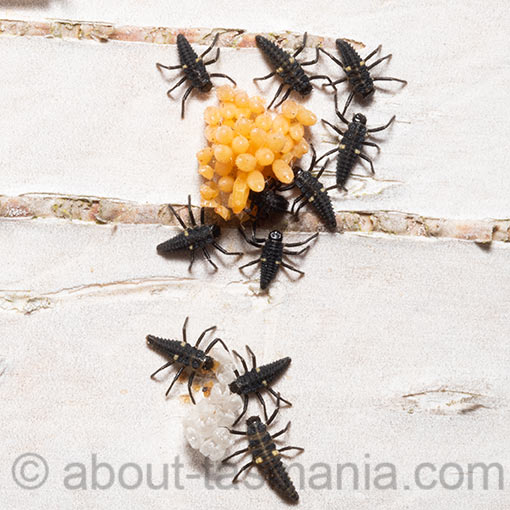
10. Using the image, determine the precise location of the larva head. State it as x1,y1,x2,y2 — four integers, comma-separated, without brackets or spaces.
201,355,214,372
255,35,267,48
293,166,306,185
228,379,241,394
295,79,313,97
353,113,367,125
209,224,221,238
197,77,213,93
246,415,265,434
269,230,283,241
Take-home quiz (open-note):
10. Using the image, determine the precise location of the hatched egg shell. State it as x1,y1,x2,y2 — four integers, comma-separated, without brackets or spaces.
184,426,202,449
213,427,235,448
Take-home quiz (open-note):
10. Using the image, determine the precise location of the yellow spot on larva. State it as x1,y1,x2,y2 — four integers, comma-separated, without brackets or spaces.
184,231,189,237
345,66,352,72
354,149,361,155
276,67,283,73
360,61,365,66
173,354,179,361
309,196,315,202
272,450,279,456
340,144,346,150
189,245,194,250
262,380,268,385
256,457,263,464
256,367,261,373
261,258,267,262
180,341,186,347
182,64,188,69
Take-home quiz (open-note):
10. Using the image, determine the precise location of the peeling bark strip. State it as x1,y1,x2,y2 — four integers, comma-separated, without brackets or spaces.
401,388,493,415
0,276,196,314
0,18,361,50
1,195,509,243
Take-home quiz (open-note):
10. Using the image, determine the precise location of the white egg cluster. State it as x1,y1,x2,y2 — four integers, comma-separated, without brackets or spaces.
182,350,243,461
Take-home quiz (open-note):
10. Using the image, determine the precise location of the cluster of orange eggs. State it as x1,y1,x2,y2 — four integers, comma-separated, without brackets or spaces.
196,85,317,220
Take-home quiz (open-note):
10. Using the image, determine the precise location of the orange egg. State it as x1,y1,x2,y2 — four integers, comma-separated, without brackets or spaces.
216,84,235,102
204,106,221,125
236,153,257,173
198,164,214,179
214,144,233,164
247,170,265,192
255,147,275,166
273,159,294,183
196,147,213,165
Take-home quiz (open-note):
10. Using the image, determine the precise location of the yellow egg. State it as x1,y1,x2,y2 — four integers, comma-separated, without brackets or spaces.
232,175,249,208
272,159,294,183
196,147,213,165
281,100,299,120
248,96,265,114
255,147,275,166
255,113,273,131
214,160,233,176
232,135,250,154
293,138,309,158
247,170,265,192
221,103,237,120
272,115,290,134
201,198,220,208
289,123,305,141
214,205,231,221
236,107,252,118
249,127,267,148
297,107,317,126
214,144,233,164
235,153,257,173
204,125,217,143
234,90,250,108
200,181,219,200
266,132,286,152
215,125,234,145
234,117,253,137
216,84,235,102
198,164,214,179
280,152,293,164
281,136,294,154
218,175,235,193
204,106,221,125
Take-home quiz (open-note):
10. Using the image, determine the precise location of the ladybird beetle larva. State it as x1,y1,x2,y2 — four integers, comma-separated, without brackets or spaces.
229,345,292,426
223,396,303,502
254,33,337,109
146,316,229,404
239,225,318,289
318,92,395,190
156,33,236,118
320,38,407,114
156,194,242,271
